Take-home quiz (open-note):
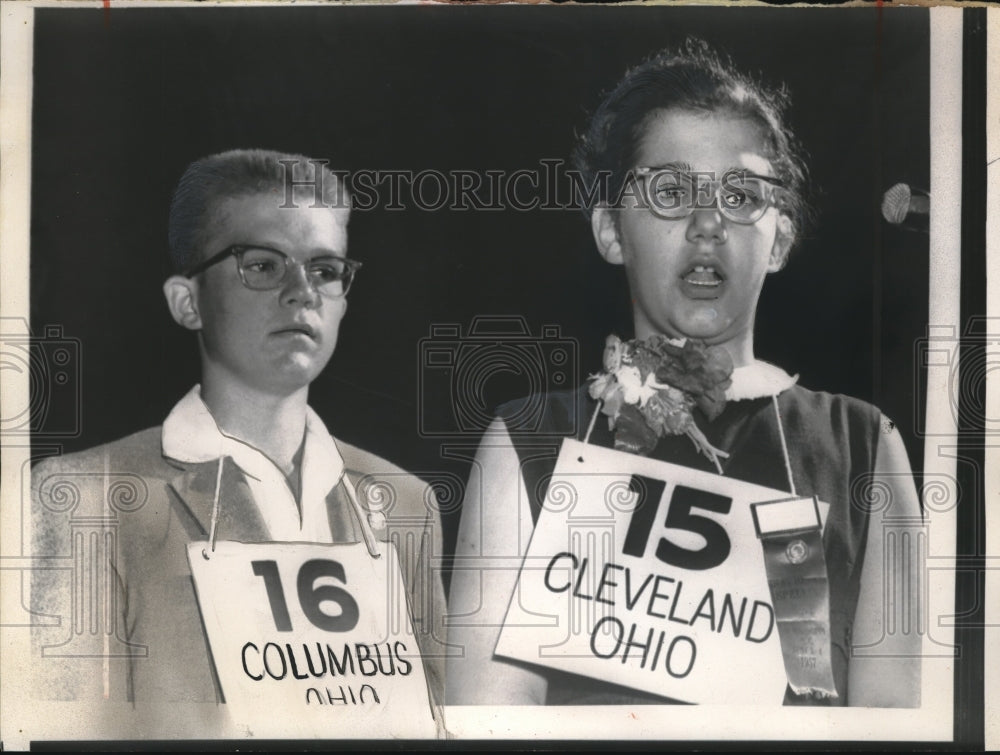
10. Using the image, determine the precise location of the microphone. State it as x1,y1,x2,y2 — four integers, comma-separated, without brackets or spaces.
881,182,930,231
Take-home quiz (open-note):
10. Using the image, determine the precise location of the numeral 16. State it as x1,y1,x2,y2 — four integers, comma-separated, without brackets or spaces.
251,559,360,632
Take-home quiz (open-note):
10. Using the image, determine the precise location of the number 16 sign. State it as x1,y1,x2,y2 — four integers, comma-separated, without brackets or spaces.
187,541,438,739
495,439,828,705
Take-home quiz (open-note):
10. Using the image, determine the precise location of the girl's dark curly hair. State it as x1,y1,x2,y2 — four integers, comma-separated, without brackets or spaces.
573,39,814,250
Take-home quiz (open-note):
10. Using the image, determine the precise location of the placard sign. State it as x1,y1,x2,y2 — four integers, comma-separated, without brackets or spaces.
495,439,829,705
187,541,438,739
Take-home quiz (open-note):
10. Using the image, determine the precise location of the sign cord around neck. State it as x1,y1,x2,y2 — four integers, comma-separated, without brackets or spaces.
583,399,602,446
202,455,225,560
771,394,796,496
341,472,383,559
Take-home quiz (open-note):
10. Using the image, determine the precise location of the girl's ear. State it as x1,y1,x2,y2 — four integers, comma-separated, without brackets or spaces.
768,213,795,272
163,275,203,331
592,207,624,265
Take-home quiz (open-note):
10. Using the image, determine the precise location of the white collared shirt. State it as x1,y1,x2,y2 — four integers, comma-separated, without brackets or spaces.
161,385,341,543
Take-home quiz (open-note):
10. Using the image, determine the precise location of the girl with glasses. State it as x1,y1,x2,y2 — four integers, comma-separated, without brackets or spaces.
446,39,922,708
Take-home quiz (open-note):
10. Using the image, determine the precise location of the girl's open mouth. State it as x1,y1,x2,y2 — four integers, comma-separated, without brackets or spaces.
682,265,723,288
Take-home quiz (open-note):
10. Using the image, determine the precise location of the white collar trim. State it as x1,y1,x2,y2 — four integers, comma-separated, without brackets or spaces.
161,385,344,491
725,361,799,401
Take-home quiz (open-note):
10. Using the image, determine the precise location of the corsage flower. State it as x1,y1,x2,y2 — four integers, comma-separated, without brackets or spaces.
586,334,734,472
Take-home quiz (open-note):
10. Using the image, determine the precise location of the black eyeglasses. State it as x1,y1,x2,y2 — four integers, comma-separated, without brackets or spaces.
633,168,787,225
185,244,362,297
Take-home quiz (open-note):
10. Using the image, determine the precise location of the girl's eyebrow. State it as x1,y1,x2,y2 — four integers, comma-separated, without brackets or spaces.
645,161,692,172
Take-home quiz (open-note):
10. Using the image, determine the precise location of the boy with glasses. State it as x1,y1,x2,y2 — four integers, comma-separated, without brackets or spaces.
30,149,446,735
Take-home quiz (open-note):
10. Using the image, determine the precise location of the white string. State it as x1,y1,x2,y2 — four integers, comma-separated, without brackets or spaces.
583,400,602,445
202,455,225,559
341,472,382,559
771,394,796,496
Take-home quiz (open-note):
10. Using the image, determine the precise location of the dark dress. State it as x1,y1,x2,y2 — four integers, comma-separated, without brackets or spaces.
498,383,882,706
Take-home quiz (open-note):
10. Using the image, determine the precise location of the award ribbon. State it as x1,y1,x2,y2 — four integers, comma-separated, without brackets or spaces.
750,495,837,700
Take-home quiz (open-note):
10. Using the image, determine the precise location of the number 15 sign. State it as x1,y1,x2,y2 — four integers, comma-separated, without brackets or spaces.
495,439,828,705
187,541,438,739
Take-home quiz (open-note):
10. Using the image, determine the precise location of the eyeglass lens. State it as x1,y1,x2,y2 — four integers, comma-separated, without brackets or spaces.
237,247,354,295
645,171,776,223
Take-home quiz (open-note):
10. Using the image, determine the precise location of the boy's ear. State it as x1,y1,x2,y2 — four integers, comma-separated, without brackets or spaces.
768,213,795,272
163,275,203,331
592,207,624,265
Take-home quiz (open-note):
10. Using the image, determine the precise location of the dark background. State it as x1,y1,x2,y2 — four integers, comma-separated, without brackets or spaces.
28,5,930,572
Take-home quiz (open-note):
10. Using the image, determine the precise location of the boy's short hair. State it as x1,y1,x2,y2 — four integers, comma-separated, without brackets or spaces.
168,149,350,274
